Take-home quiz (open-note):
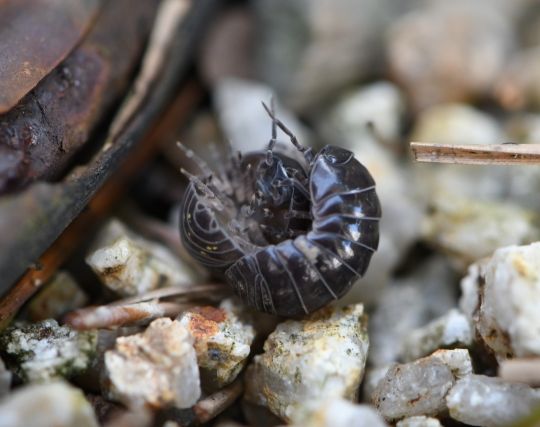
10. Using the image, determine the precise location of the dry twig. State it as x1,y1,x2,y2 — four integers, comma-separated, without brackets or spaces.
499,358,540,387
410,142,540,165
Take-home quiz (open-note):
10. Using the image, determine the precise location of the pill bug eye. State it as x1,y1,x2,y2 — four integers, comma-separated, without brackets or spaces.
179,101,381,317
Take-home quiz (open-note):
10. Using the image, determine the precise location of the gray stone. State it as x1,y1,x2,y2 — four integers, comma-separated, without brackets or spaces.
401,309,473,362
372,350,472,421
104,318,200,408
253,0,391,111
447,375,540,427
245,305,369,423
0,319,97,382
0,381,98,427
388,3,513,109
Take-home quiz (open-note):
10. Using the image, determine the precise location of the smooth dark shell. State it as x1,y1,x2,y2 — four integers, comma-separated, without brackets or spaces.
180,145,381,316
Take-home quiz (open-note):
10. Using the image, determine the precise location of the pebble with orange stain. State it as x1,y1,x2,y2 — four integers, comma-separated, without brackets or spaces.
178,298,255,392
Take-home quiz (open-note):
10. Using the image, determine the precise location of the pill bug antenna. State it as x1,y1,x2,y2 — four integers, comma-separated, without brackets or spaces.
176,141,214,180
261,100,314,163
263,98,278,165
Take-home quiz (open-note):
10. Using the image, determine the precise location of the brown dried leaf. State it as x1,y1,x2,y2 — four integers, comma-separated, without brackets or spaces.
0,0,101,113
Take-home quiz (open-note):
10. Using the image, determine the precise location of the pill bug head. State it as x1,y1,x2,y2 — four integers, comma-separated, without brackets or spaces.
179,101,381,316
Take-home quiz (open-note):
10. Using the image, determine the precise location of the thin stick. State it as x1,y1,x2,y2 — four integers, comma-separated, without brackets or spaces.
499,358,540,386
410,142,540,165
193,379,244,423
64,301,187,330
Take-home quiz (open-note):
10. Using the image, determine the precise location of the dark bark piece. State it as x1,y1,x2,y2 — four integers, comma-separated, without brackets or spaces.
0,0,159,194
0,0,101,113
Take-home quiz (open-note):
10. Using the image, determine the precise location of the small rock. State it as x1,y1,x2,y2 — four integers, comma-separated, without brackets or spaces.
0,319,97,382
471,243,540,358
26,271,88,321
104,318,200,408
369,257,458,366
213,78,311,155
87,219,197,296
459,261,486,322
446,374,540,427
253,0,390,111
388,3,513,109
372,349,473,421
297,398,388,427
396,416,443,427
0,381,98,427
401,309,473,362
244,304,369,423
323,81,405,144
178,298,255,391
0,357,11,397
422,194,540,269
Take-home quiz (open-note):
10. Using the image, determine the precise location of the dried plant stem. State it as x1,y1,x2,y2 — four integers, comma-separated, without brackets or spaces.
193,379,244,423
499,358,540,387
64,301,187,330
410,142,540,165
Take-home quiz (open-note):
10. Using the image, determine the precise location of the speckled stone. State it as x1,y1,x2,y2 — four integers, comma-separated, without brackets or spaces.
0,381,98,427
0,319,97,382
245,304,369,423
447,375,540,427
86,219,197,296
372,349,472,421
178,298,255,391
401,309,473,362
469,243,540,358
104,318,200,408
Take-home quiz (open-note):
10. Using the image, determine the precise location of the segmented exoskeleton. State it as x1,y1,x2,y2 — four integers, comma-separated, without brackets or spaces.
179,101,381,316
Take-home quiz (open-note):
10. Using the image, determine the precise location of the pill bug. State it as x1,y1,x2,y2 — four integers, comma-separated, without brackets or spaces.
179,102,381,316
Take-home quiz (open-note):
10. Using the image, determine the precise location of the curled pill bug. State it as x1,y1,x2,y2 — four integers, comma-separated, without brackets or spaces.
179,100,381,316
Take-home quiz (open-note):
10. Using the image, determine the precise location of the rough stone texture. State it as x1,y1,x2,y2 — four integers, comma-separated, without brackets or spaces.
213,78,311,155
363,365,391,402
369,257,458,366
298,398,389,427
447,375,540,427
26,271,88,321
104,318,200,408
178,298,255,391
0,381,98,427
422,194,540,269
244,305,369,423
253,0,391,111
401,309,473,362
372,350,472,421
388,2,513,109
396,416,443,427
0,319,97,382
474,243,540,358
86,219,197,296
